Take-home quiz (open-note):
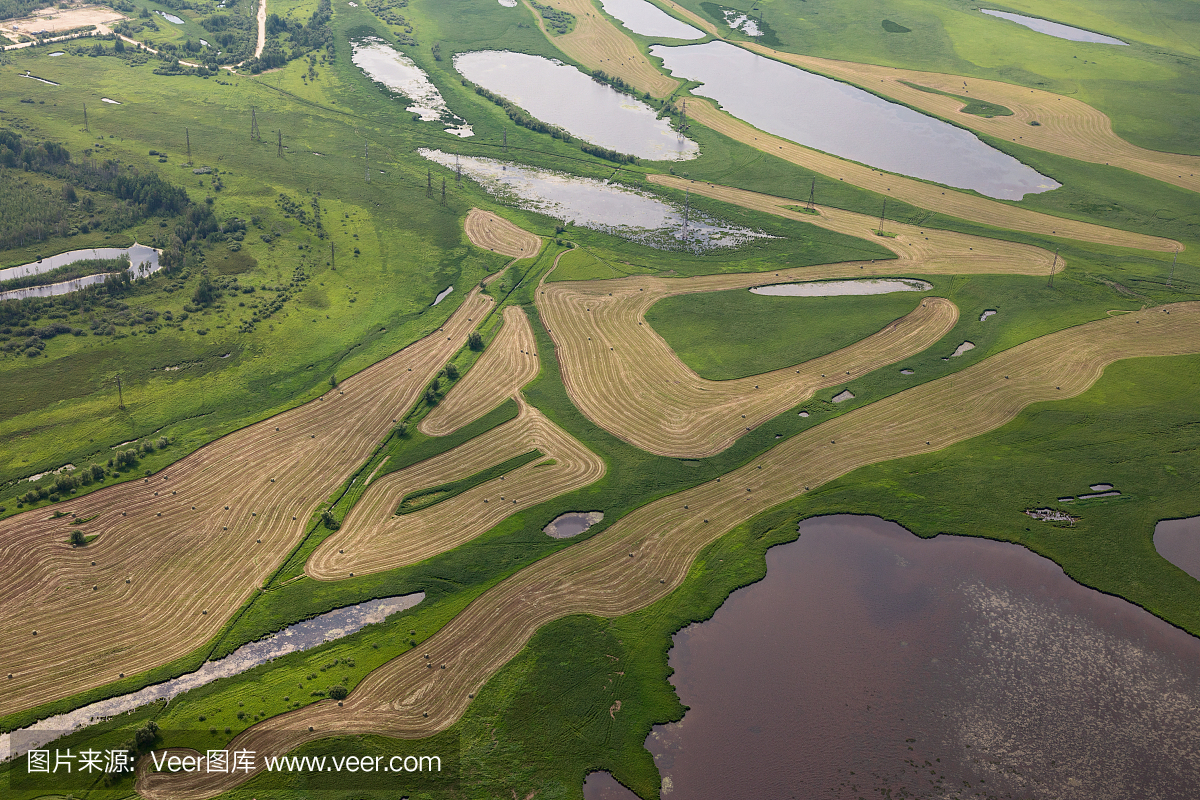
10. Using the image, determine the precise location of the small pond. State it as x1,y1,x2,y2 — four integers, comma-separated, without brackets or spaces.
544,511,604,539
0,244,161,302
1155,516,1200,581
721,8,761,37
454,51,697,161
351,37,473,137
599,0,703,39
157,10,185,24
1,592,424,761
419,149,770,251
651,41,1060,200
750,278,930,297
981,10,1127,45
646,515,1200,799
433,284,454,305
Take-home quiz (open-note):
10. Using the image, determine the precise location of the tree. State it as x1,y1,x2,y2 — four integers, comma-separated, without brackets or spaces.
69,529,87,547
192,273,216,306
329,374,338,388
135,721,159,750
328,685,348,700
321,509,340,530
114,37,125,53
468,332,483,351
444,363,459,381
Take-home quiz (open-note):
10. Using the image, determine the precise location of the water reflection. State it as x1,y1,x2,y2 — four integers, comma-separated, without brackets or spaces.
599,0,703,39
750,278,931,297
981,10,1127,45
648,515,1200,799
351,37,473,137
0,244,161,302
652,41,1060,200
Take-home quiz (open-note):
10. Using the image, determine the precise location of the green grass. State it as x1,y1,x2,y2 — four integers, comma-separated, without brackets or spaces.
646,287,928,379
396,449,543,514
899,79,1013,117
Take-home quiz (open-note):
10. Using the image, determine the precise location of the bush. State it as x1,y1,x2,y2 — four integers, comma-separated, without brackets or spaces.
321,509,340,530
328,685,348,700
69,529,87,547
468,332,483,351
444,363,459,381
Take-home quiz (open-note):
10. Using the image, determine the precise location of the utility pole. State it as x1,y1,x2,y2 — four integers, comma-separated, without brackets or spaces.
680,99,687,132
441,177,446,205
185,127,191,165
427,168,433,198
806,176,815,211
365,142,370,182
116,376,125,410
83,104,88,133
878,197,887,235
1048,248,1058,288
277,130,283,157
330,241,335,270
251,108,260,142
503,128,507,152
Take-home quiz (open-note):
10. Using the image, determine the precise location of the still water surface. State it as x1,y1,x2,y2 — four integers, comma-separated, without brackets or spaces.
1154,516,1200,581
454,51,697,161
352,37,472,136
652,41,1060,199
981,9,1127,45
646,515,1200,799
599,0,703,39
0,244,161,302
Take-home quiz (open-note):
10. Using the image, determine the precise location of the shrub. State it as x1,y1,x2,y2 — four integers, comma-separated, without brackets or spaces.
328,685,348,700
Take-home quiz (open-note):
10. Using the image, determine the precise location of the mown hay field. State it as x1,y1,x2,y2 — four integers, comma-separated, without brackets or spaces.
138,301,1200,800
463,208,543,261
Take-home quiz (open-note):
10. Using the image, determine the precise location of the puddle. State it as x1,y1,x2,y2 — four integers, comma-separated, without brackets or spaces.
497,0,516,5
599,0,703,39
980,309,997,321
1,593,424,761
832,390,855,403
750,278,930,297
433,285,454,305
647,515,1200,799
981,10,1127,44
48,51,64,56
651,41,1060,200
454,51,698,161
351,37,473,137
199,38,209,47
101,97,121,105
949,341,975,357
900,368,914,375
1154,516,1200,582
0,244,161,302
544,511,604,539
1090,483,1114,491
21,71,59,86
583,770,640,799
797,411,810,418
157,10,185,24
1078,490,1121,499
721,8,762,36
419,149,770,252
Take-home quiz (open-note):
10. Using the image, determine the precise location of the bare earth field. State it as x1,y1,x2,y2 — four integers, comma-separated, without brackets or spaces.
2,4,123,39
0,290,493,718
420,307,541,436
138,300,1200,800
307,399,604,580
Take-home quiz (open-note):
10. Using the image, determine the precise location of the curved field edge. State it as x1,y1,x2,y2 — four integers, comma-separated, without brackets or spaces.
136,302,1200,799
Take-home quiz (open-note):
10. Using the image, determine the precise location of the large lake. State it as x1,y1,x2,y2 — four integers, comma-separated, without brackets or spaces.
645,515,1200,799
599,0,703,39
651,41,1060,200
454,51,697,161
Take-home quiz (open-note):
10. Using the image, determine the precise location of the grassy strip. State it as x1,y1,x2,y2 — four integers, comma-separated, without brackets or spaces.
898,79,1013,117
396,449,543,514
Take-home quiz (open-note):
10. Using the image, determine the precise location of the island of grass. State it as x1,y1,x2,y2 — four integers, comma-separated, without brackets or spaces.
899,79,1014,118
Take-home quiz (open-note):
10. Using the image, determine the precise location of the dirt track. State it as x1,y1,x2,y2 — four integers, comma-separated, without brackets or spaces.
420,307,541,436
463,208,542,260
520,0,679,97
307,399,604,580
0,291,493,719
137,301,1200,800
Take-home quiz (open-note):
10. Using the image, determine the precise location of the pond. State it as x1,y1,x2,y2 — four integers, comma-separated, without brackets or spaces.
419,149,770,251
157,10,185,24
351,37,473,137
0,593,424,761
721,7,761,37
433,284,454,305
646,515,1200,799
1155,516,1200,581
749,278,930,297
544,511,604,539
599,0,703,39
453,51,697,161
0,244,161,302
981,10,1127,45
651,41,1060,200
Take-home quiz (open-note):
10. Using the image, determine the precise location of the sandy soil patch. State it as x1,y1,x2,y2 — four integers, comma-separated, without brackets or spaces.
4,4,123,36
0,290,494,718
463,208,542,260
137,301,1200,800
306,399,604,580
421,307,541,436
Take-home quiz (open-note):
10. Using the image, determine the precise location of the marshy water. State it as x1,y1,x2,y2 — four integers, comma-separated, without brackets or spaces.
351,37,472,137
599,0,703,39
1154,516,1200,581
721,8,762,37
544,511,603,539
0,593,424,761
645,515,1200,799
981,10,1127,45
651,41,1060,199
750,278,930,297
453,51,697,161
419,149,770,251
0,244,161,302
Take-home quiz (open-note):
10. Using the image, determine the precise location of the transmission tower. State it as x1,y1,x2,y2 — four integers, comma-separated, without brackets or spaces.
427,168,433,198
365,142,370,182
441,177,446,205
1048,248,1059,287
251,108,260,142
1169,250,1178,286
455,151,461,184
806,177,815,211
83,104,88,133
503,128,507,152
185,127,191,165
680,99,688,133
878,197,887,235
